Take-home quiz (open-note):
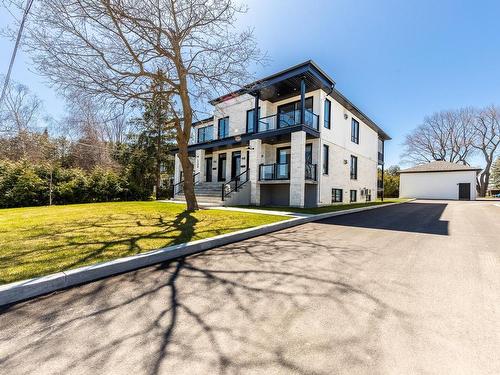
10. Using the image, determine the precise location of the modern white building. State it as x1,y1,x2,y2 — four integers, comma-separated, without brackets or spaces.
173,61,390,207
399,161,481,200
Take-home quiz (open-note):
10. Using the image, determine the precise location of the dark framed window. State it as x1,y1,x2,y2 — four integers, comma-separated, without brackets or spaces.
218,117,229,139
350,190,357,203
197,125,213,143
324,99,331,129
246,107,260,133
322,144,329,175
332,188,343,203
277,97,313,128
350,155,358,180
351,118,359,144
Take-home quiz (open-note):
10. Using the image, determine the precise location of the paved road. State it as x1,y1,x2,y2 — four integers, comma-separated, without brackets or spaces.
1,200,499,375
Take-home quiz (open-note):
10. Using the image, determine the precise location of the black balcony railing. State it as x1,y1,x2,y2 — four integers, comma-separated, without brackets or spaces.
259,163,290,180
257,109,319,133
305,163,317,181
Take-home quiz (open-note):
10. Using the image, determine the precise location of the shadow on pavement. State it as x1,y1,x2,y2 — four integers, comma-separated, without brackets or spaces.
317,202,449,236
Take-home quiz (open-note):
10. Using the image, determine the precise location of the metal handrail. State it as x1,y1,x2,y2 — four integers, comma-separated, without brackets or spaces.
221,169,250,201
172,172,200,196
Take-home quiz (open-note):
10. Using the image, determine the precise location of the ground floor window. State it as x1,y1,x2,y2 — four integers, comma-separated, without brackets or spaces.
332,188,343,203
350,189,357,203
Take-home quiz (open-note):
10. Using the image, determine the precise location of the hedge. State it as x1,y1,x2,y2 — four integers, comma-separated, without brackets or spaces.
0,160,150,208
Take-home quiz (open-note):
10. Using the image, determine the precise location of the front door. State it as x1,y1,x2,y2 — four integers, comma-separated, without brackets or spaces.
458,183,471,200
205,157,212,182
217,154,227,182
231,151,241,180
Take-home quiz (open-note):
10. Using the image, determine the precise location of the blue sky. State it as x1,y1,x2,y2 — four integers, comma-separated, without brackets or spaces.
2,0,500,166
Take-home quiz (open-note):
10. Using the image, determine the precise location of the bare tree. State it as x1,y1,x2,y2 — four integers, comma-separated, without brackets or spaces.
6,0,262,210
0,77,44,158
473,105,500,197
402,108,476,165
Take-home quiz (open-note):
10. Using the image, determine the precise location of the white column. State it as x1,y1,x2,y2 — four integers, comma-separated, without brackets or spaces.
195,149,205,182
174,154,182,184
290,131,306,207
249,139,262,205
225,151,232,182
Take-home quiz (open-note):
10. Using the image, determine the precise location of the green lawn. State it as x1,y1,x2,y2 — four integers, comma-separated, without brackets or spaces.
0,201,287,284
236,198,409,215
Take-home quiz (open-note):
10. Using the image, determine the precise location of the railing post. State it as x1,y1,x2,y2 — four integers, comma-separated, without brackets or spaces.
221,183,225,201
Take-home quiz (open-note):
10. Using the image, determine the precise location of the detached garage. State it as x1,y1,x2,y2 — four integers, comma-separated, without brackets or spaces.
399,161,482,200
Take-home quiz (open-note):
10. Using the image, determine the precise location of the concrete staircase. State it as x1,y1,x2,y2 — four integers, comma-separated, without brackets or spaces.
173,182,227,204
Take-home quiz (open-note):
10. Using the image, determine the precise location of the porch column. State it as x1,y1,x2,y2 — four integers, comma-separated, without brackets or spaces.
300,77,306,124
249,139,262,205
195,149,205,182
174,154,182,184
290,131,306,207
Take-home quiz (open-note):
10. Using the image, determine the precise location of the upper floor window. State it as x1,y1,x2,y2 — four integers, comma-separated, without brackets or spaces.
218,117,229,139
351,118,359,144
197,125,213,143
350,155,358,179
324,99,331,129
322,144,329,175
246,108,260,133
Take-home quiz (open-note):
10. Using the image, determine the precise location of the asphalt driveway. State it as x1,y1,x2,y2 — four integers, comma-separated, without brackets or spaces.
1,200,499,375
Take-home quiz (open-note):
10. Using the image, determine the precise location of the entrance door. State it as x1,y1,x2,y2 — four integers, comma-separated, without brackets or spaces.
458,183,471,200
218,154,227,182
231,151,241,180
205,157,212,182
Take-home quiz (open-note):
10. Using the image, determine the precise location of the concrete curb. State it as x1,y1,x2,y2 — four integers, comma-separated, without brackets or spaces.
0,200,410,306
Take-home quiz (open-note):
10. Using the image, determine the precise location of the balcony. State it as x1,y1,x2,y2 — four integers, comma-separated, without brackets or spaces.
259,163,318,182
257,109,319,133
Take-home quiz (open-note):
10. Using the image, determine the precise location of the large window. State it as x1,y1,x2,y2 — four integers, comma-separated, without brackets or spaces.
350,155,358,179
351,118,359,144
218,117,229,139
332,188,343,203
197,125,213,143
350,190,357,203
246,108,260,133
324,99,331,129
322,144,329,175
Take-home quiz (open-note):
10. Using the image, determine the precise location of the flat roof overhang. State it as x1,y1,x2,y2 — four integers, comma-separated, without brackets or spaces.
172,125,320,156
210,61,335,104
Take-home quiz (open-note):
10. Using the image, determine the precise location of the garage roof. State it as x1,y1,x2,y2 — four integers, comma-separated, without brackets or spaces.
400,161,482,174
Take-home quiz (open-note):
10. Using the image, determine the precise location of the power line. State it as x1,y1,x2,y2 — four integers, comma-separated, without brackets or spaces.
0,0,35,110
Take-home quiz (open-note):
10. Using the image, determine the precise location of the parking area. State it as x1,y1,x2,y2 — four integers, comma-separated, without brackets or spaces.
0,200,499,375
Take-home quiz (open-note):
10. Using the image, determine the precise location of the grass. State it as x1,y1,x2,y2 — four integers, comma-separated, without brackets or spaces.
236,198,409,215
0,201,288,284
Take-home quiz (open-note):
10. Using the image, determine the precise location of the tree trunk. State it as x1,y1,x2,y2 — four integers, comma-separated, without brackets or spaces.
155,121,161,199
478,170,490,197
177,144,198,211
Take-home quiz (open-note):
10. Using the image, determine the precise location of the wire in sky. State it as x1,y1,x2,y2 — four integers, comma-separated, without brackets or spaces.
0,0,35,111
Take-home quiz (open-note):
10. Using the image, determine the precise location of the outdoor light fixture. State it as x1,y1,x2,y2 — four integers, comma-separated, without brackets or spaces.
344,113,348,120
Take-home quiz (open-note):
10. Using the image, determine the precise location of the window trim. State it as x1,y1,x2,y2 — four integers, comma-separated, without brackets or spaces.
350,155,358,180
351,118,359,144
322,144,329,175
197,125,213,143
332,188,343,203
324,98,331,129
